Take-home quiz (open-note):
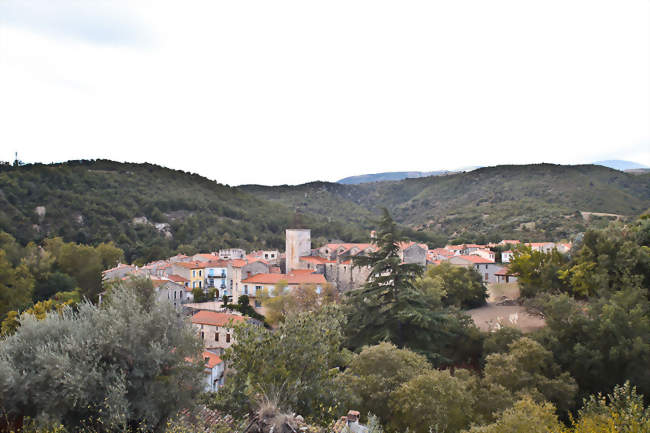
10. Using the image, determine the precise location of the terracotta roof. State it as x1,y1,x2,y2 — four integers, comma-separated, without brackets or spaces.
203,351,223,368
495,266,515,276
167,274,189,283
241,272,327,285
174,261,208,269
203,259,229,268
453,255,495,264
270,266,281,274
229,259,247,268
195,253,219,260
191,310,246,327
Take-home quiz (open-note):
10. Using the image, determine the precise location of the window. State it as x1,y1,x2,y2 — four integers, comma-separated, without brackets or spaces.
201,332,204,340
199,281,202,288
192,270,196,277
244,285,249,295
226,333,231,343
174,291,177,300
199,270,202,277
255,300,261,308
215,332,219,342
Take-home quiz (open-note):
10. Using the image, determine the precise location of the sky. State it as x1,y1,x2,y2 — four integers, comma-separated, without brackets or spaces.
0,0,648,186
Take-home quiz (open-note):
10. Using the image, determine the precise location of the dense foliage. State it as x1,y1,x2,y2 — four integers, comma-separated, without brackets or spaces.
242,164,650,243
0,160,369,265
0,284,204,432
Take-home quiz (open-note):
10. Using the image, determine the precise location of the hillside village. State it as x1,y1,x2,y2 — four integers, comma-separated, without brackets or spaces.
103,228,571,393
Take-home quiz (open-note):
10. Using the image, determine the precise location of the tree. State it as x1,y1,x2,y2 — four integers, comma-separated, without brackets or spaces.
0,249,34,320
346,210,481,365
462,397,562,433
509,246,568,297
569,382,650,433
213,306,346,423
259,282,339,326
534,287,650,399
416,262,488,309
558,224,650,298
339,342,432,425
483,337,577,413
390,369,475,433
0,284,203,432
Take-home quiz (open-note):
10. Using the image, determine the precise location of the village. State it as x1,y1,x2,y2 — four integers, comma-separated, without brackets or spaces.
102,229,572,393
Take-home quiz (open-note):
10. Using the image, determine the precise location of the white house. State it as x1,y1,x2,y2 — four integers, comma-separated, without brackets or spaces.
200,351,225,392
501,250,514,263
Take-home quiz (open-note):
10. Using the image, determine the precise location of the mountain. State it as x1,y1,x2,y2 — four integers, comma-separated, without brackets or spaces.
0,160,369,264
592,160,649,171
242,164,650,242
2,161,649,264
336,167,483,184
337,171,450,184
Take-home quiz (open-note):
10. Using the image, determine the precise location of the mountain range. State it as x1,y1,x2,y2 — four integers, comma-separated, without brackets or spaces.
336,160,648,184
1,160,649,264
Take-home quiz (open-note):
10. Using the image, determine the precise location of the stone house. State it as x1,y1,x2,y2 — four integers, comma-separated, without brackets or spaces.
240,271,328,314
191,310,246,354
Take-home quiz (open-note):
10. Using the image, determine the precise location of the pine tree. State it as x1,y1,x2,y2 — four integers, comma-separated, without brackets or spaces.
345,209,482,366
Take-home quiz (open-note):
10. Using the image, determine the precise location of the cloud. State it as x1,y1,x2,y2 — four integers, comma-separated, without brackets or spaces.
0,0,648,185
0,0,149,46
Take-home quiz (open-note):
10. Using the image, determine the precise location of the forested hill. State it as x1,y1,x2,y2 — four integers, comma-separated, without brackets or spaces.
241,164,650,242
0,160,368,264
2,161,649,264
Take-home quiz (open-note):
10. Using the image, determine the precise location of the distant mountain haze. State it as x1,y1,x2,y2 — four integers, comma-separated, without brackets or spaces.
337,161,647,184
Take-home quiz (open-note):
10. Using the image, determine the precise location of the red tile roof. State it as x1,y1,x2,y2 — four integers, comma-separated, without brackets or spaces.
174,261,208,269
167,274,189,283
241,272,327,285
203,351,223,368
454,255,495,264
191,310,246,327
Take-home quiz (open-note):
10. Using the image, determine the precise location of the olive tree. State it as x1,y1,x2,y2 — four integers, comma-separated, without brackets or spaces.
0,284,203,432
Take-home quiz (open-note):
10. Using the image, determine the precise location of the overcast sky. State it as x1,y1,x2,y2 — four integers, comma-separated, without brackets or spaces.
1,1,648,185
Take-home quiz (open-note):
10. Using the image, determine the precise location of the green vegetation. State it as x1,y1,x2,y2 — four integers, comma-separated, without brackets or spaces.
243,164,650,243
0,160,369,265
345,210,482,366
0,284,203,432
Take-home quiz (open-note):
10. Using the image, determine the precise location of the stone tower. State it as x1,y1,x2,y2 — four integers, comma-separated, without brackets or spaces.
285,229,311,273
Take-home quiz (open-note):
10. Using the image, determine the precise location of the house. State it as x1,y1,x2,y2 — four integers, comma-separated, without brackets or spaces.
502,250,514,263
171,261,208,291
203,260,229,297
191,310,246,354
447,255,502,283
201,351,225,392
499,240,520,246
227,259,270,303
428,248,455,262
192,253,221,262
150,277,187,307
240,271,328,314
526,242,557,253
248,250,280,264
218,248,246,260
102,263,135,280
495,266,518,284
398,242,429,266
470,248,496,262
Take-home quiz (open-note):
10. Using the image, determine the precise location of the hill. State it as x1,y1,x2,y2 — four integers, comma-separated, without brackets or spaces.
337,171,450,184
0,160,368,264
242,164,650,242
